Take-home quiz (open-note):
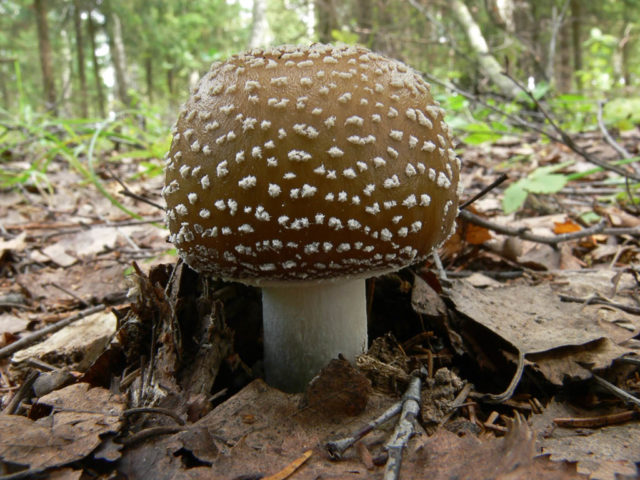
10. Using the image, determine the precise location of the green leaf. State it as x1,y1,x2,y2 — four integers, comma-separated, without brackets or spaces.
462,123,502,145
502,183,529,214
523,173,568,194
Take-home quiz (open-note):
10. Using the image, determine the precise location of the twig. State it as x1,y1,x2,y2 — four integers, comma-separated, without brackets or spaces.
559,294,640,315
616,356,640,367
2,370,39,414
119,425,185,446
592,374,640,409
459,209,609,245
122,406,186,426
597,100,633,160
383,374,422,480
46,283,89,306
554,410,639,428
438,382,473,427
0,468,48,480
503,71,640,182
326,401,404,459
459,174,508,210
0,304,107,359
596,100,639,212
472,350,525,404
424,70,640,182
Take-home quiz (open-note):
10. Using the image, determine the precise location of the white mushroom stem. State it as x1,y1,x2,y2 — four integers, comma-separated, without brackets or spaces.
262,278,368,392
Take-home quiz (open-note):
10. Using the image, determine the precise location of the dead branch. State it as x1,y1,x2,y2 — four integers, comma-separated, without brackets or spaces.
0,304,107,360
503,72,640,182
597,100,633,161
423,72,640,182
326,400,404,459
554,410,639,428
460,173,508,210
592,374,640,409
383,373,422,480
558,293,640,315
459,209,611,245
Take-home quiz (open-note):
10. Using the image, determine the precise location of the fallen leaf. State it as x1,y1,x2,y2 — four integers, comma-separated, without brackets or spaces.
531,399,640,480
10,311,117,375
554,219,582,234
0,383,124,472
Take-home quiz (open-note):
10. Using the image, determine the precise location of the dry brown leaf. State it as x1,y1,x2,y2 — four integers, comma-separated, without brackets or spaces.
10,311,117,375
531,399,640,480
446,280,634,384
119,379,396,480
554,219,582,234
0,383,124,472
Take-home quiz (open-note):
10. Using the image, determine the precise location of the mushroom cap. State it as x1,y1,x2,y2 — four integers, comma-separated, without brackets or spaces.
163,44,462,285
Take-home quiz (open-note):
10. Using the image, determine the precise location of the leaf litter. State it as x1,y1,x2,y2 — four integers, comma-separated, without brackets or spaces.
0,129,638,479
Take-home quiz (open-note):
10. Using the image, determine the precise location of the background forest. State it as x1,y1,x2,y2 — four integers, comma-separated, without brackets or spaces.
2,0,640,178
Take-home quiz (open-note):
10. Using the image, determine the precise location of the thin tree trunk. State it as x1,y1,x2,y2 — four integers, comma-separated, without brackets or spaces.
569,0,582,90
60,29,73,116
315,0,336,44
104,2,131,106
145,55,153,102
33,0,57,113
620,24,632,87
248,0,269,48
557,20,572,92
87,10,105,117
73,0,88,117
356,0,373,47
0,67,8,110
449,0,519,98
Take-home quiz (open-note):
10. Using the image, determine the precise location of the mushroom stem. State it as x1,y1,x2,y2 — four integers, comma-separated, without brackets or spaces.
262,279,368,392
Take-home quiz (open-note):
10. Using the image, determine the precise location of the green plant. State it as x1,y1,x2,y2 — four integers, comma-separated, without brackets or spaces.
502,161,573,214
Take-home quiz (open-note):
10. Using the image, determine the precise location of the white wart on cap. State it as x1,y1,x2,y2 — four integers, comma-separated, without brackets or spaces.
163,44,462,285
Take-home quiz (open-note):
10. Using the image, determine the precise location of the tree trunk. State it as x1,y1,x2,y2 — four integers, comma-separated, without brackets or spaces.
145,55,153,102
60,29,73,116
356,0,373,46
87,10,105,117
620,23,632,87
73,0,88,117
33,0,57,113
569,0,582,90
315,0,336,44
449,0,519,98
248,0,269,49
104,1,131,106
556,19,572,93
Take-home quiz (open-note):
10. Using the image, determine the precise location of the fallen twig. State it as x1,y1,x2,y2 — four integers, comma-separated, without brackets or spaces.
554,410,639,428
592,374,640,409
119,425,185,447
122,406,186,426
0,304,107,360
460,209,612,245
2,370,38,414
383,373,422,480
326,400,404,459
559,294,640,315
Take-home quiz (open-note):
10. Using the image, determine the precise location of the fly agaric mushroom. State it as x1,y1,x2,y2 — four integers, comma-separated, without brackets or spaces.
163,44,462,392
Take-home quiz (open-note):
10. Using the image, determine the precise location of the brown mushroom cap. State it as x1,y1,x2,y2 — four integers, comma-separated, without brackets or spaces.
163,44,462,284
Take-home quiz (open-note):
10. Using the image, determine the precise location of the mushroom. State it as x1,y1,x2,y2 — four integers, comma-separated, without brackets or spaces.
163,44,462,392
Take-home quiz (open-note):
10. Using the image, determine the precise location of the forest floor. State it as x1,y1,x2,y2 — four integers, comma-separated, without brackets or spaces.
0,128,639,480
